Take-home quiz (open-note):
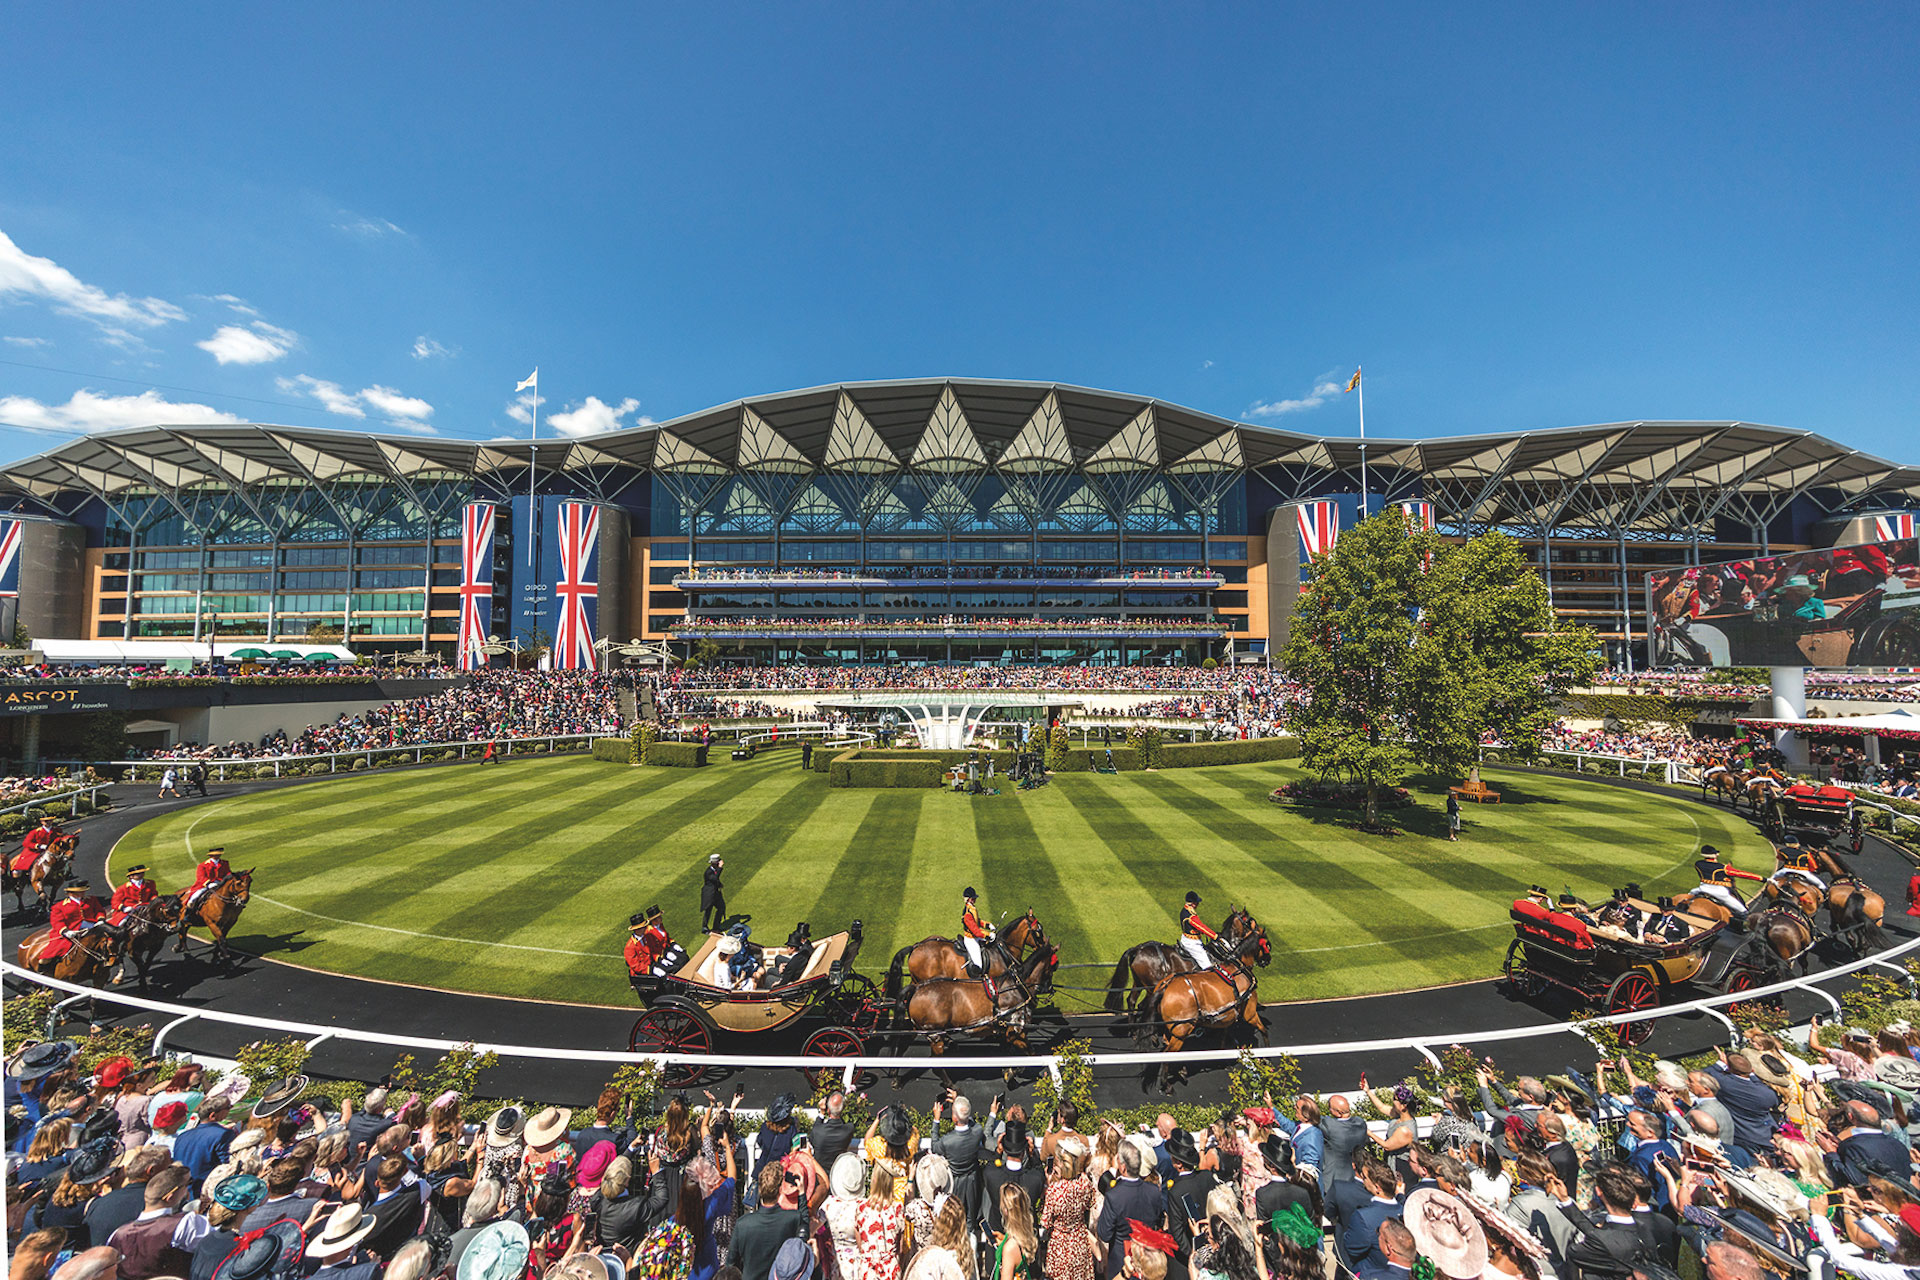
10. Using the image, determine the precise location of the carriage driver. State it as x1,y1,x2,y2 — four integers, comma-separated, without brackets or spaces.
1691,845,1764,920
184,846,231,912
1179,891,1219,968
960,887,993,977
11,815,60,875
1777,842,1826,880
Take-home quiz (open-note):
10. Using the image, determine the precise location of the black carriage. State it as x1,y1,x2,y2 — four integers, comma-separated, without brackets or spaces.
1502,897,1776,1046
1762,783,1864,853
627,921,883,1086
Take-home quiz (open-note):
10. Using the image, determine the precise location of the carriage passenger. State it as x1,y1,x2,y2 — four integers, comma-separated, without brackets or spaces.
1647,898,1690,943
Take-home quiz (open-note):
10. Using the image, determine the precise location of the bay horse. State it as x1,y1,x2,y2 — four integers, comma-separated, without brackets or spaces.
900,937,1059,1052
5,832,79,917
1700,762,1746,806
1803,845,1889,954
884,910,1048,999
15,922,118,989
1139,917,1273,1091
1737,769,1788,815
1104,908,1260,1013
175,870,252,966
116,894,185,990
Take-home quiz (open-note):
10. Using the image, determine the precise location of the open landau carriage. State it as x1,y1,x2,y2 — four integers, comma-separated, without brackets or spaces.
1763,783,1865,853
1502,895,1776,1046
626,921,882,1086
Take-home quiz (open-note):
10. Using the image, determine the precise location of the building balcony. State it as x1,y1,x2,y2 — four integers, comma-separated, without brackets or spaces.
673,569,1225,591
666,616,1227,639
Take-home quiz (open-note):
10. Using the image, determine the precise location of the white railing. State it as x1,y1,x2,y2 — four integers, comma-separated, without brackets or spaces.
735,723,876,750
106,734,612,782
7,932,1915,1085
1481,744,1684,785
0,782,113,821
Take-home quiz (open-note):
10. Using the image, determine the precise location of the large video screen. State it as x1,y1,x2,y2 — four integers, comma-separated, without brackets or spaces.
1646,536,1920,668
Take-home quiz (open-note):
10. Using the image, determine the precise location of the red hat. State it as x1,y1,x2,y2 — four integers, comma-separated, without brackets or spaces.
96,1056,136,1089
1127,1221,1179,1256
154,1101,188,1131
1241,1106,1278,1128
1900,1206,1920,1238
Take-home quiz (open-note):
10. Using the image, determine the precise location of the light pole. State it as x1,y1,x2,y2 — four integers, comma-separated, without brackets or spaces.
201,607,220,667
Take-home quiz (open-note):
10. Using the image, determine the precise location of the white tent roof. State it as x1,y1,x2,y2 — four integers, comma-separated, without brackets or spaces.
1739,709,1920,733
30,639,357,663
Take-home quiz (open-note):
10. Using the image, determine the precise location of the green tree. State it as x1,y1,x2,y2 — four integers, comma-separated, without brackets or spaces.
1282,514,1597,827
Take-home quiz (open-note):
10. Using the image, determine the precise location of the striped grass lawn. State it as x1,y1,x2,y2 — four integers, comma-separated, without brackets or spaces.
110,754,1770,1007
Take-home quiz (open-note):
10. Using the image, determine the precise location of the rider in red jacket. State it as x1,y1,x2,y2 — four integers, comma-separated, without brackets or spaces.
42,881,108,962
11,818,59,875
184,848,230,910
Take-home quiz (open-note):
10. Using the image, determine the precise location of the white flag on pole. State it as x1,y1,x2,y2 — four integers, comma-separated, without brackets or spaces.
515,370,538,392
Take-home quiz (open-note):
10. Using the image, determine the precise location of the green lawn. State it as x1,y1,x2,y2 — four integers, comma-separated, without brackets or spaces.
111,755,1770,1006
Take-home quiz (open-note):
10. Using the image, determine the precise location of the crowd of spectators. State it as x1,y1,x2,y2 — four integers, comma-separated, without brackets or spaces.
0,661,442,685
668,618,1221,635
131,671,626,763
660,665,1277,694
0,776,89,809
14,1025,1920,1280
1585,672,1920,704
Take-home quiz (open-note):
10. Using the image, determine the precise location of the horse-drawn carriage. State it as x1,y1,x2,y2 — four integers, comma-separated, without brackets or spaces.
1762,783,1865,853
1501,894,1777,1045
626,921,883,1086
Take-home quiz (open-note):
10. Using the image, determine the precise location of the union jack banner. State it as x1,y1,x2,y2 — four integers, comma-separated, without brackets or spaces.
1296,500,1340,560
553,501,601,670
1874,513,1915,541
457,503,495,670
1401,501,1436,530
0,520,21,598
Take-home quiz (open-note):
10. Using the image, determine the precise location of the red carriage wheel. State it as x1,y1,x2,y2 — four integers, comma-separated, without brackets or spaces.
801,1027,865,1088
1723,968,1766,1021
630,1007,712,1088
1605,972,1659,1047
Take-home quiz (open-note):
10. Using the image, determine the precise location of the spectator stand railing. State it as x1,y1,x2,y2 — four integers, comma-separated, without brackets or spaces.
734,723,877,750
100,734,614,782
0,781,113,820
6,930,1916,1091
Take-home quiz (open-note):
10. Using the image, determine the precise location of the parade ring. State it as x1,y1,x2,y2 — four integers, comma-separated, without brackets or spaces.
8,755,1911,1105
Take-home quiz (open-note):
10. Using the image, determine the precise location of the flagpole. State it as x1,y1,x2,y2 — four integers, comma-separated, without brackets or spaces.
1356,367,1368,518
527,371,539,568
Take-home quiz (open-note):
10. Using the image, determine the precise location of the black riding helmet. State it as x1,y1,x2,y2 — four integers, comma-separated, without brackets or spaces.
1185,892,1200,906
964,887,977,900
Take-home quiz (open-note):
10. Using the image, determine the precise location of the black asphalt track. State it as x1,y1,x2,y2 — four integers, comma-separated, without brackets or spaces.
5,759,1914,1112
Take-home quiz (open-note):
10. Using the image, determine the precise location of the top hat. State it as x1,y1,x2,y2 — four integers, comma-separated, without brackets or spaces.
66,880,92,894
126,865,148,876
1165,1128,1199,1169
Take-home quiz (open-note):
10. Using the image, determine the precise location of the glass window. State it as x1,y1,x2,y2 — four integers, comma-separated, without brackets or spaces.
282,570,350,589
1207,542,1248,561
950,541,1029,561
651,566,684,584
784,542,862,563
776,591,861,609
694,591,774,609
99,575,129,593
210,548,273,568
695,543,772,563
650,542,690,560
1125,541,1203,561
104,552,130,570
1214,591,1249,608
649,591,688,609
357,544,429,566
137,551,200,570
356,568,426,589
1038,541,1117,562
280,546,348,567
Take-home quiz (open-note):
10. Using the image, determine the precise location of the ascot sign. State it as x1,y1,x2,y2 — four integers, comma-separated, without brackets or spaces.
0,686,117,714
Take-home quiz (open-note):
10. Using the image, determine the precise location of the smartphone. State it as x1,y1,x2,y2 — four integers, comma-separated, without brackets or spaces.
1182,1195,1204,1227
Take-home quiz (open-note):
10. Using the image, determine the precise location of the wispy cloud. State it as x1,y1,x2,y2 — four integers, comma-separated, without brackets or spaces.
546,395,651,438
410,335,457,361
3,336,50,349
506,390,546,426
1201,359,1215,370
0,229,185,337
1247,378,1345,418
194,293,260,318
0,388,242,434
277,374,435,433
197,321,299,366
334,212,409,239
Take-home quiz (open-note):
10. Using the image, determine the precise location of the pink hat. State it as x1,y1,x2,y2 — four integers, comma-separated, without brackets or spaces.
576,1141,616,1188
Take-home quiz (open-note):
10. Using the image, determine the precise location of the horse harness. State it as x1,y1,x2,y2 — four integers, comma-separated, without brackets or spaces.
1157,954,1260,1029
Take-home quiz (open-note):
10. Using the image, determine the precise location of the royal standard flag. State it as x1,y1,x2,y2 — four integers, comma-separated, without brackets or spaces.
1346,368,1362,393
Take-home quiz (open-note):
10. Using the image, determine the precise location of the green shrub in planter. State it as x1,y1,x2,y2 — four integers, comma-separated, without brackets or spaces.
1153,737,1300,768
826,752,942,788
643,741,708,768
349,758,368,771
593,737,635,764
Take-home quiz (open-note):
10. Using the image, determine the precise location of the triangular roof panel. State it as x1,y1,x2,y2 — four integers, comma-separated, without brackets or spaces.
910,387,989,472
1084,407,1159,472
823,393,899,473
737,407,811,473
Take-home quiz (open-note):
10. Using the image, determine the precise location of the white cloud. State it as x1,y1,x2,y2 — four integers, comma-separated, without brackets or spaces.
0,388,242,434
506,390,546,426
410,335,456,360
197,321,299,366
0,229,185,335
193,293,260,317
276,376,435,432
546,395,646,438
276,374,365,418
3,336,50,349
1202,359,1215,369
1247,380,1344,418
335,212,408,238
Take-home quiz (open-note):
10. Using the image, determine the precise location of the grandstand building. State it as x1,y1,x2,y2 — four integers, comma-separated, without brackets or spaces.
1,378,1915,667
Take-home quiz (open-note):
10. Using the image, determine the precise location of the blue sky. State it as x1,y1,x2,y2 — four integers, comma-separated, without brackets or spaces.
2,3,1915,464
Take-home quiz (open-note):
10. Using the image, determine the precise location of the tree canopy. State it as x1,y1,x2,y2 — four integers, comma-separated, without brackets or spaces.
1280,513,1599,826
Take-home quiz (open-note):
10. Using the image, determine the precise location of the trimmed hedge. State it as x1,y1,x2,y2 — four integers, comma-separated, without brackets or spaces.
1052,746,1143,772
1155,737,1300,768
827,750,943,788
644,740,709,768
593,737,634,764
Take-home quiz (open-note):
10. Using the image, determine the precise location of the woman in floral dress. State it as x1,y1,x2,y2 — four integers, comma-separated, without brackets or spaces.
855,1165,907,1280
1038,1141,1095,1280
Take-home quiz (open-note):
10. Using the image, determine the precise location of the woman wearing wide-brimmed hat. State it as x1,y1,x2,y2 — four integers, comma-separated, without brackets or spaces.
471,1106,530,1214
520,1107,576,1194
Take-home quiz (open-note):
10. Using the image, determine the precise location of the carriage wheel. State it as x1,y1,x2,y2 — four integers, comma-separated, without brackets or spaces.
629,1008,711,1088
1502,939,1548,999
824,973,885,1034
1605,972,1659,1047
801,1027,865,1088
1722,967,1774,1021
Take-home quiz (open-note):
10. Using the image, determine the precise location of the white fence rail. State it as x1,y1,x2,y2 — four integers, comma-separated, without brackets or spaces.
0,782,113,821
103,734,613,782
1481,744,1684,785
7,932,1916,1083
734,723,877,750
